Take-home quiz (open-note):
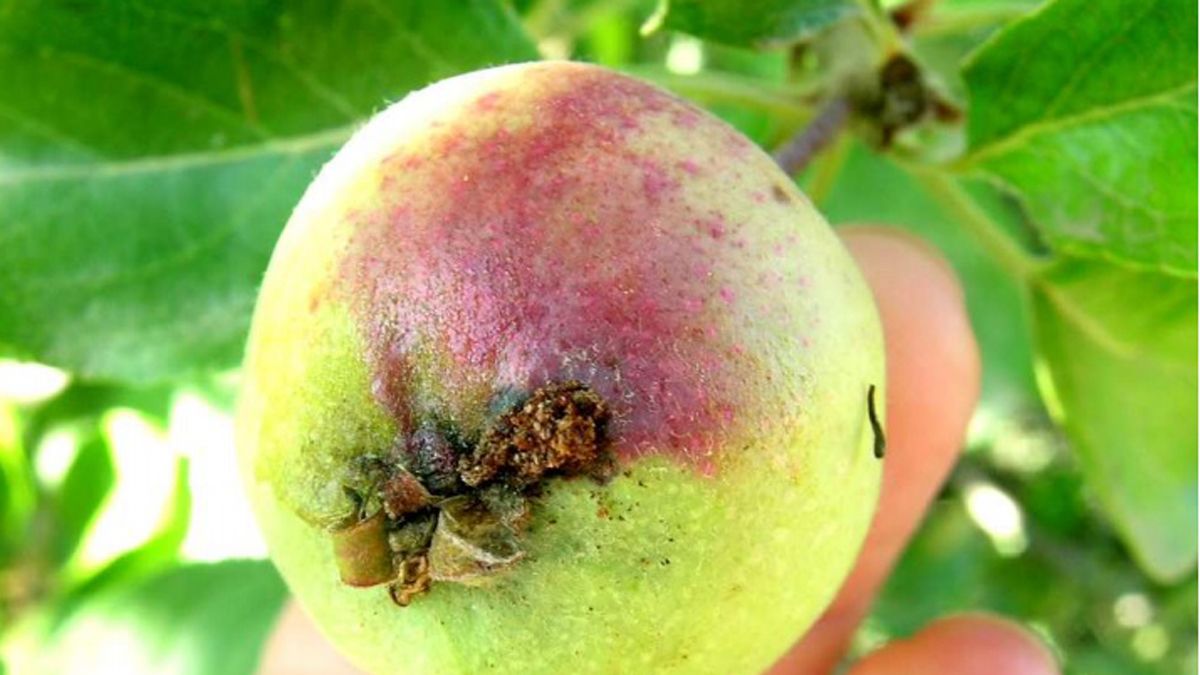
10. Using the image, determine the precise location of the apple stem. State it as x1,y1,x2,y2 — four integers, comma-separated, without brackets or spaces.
773,97,850,176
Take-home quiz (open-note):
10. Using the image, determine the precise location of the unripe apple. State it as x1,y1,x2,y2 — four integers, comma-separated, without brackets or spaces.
237,61,884,674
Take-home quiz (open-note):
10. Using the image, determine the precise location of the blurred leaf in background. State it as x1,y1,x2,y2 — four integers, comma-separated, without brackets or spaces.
1031,261,1197,581
950,0,1198,579
649,0,860,47
0,0,1195,673
0,0,538,382
960,0,1197,273
8,560,286,675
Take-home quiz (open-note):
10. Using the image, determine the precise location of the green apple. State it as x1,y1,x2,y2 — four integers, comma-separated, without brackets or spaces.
237,61,884,674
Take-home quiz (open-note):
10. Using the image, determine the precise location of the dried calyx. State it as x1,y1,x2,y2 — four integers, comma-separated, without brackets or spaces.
331,381,612,606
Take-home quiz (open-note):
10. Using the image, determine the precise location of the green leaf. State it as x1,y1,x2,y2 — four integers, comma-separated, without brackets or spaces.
1031,259,1197,581
960,0,1198,275
21,383,174,448
51,433,116,566
621,65,809,132
649,0,860,47
576,8,640,67
0,404,36,563
67,455,192,596
0,0,538,383
699,43,796,146
522,0,655,43
21,560,286,675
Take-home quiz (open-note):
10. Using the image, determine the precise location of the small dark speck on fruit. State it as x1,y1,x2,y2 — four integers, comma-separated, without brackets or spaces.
868,384,886,459
772,184,792,204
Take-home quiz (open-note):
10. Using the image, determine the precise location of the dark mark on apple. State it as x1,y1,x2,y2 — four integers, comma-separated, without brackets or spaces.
868,384,886,459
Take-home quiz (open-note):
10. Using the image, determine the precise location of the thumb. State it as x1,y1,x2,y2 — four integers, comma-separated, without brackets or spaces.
848,614,1059,675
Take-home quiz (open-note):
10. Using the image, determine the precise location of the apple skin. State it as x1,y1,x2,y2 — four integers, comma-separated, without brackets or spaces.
237,61,884,674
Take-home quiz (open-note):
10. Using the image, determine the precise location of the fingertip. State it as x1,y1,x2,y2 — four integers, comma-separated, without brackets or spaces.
839,226,963,300
848,614,1060,675
839,226,980,410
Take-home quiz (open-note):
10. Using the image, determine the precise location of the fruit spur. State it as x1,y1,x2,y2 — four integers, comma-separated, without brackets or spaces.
237,61,885,674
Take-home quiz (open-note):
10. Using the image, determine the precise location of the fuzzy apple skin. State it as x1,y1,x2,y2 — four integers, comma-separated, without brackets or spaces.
237,62,884,674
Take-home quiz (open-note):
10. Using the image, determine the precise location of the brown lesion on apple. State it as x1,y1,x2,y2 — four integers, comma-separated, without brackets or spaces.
459,381,613,487
329,380,613,606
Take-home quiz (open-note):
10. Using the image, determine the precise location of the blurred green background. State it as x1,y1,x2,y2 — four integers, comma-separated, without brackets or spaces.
0,0,1195,673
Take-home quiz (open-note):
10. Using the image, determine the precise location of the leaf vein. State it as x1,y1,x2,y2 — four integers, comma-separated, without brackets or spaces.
0,125,354,186
42,45,272,139
963,83,1197,165
0,101,103,158
1039,0,1161,120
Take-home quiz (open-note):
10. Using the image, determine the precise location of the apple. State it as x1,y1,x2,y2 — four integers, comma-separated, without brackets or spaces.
237,61,884,674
